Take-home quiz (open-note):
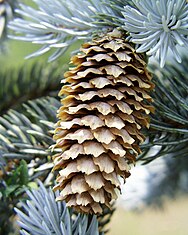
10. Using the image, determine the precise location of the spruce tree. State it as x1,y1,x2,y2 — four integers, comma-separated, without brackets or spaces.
0,0,188,234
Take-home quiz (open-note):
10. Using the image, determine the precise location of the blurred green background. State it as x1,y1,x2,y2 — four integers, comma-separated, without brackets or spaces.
109,197,188,235
1,36,188,235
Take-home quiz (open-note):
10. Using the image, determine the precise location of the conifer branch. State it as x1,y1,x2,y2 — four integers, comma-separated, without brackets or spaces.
9,0,114,61
122,0,188,67
15,181,104,235
0,97,60,181
0,62,63,115
140,57,188,163
2,1,188,233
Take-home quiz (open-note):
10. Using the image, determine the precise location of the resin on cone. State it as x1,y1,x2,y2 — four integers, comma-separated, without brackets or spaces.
53,29,154,214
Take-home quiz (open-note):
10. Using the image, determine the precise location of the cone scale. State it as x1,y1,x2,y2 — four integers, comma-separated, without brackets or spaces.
53,29,154,214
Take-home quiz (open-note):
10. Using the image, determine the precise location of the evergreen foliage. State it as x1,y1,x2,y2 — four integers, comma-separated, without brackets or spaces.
0,62,63,114
0,97,60,178
140,57,188,163
0,0,188,234
15,181,103,235
9,0,113,61
122,0,188,67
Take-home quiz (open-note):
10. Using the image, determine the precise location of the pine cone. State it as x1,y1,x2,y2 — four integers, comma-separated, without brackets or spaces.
53,29,154,214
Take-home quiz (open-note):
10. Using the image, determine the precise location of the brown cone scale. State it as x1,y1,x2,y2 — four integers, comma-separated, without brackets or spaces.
52,29,154,214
